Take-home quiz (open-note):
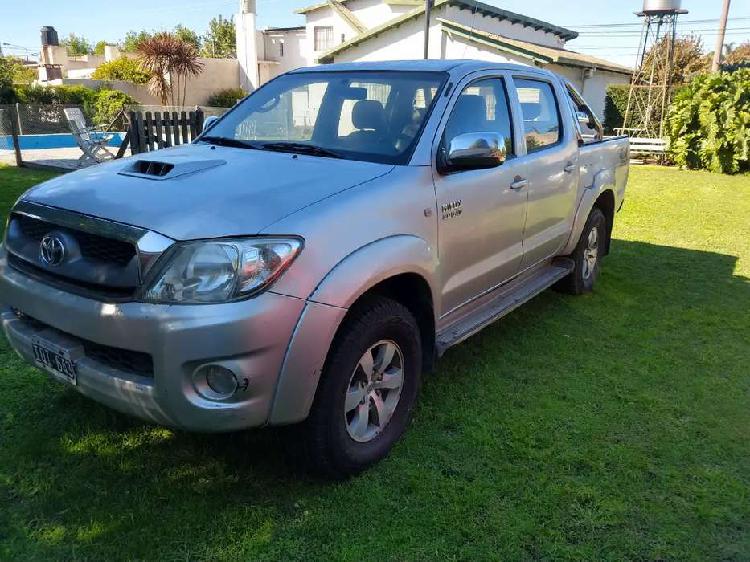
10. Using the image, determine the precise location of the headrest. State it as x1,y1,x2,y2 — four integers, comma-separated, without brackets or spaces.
352,99,386,131
521,102,541,120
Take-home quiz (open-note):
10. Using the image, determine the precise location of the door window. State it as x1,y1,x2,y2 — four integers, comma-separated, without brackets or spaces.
565,84,603,143
513,78,562,153
443,78,514,156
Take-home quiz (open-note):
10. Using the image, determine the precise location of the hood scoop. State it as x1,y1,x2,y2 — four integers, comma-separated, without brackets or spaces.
118,158,226,181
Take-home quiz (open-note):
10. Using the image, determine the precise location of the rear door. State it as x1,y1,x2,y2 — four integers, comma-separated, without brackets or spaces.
432,73,528,316
510,75,579,269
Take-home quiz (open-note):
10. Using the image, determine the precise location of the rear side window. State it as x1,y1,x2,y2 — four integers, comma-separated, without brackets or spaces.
513,78,561,153
443,77,514,156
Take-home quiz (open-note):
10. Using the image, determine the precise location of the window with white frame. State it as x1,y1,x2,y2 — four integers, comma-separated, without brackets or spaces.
314,26,334,51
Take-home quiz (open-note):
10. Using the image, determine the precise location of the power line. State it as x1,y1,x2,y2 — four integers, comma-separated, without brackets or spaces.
564,16,750,29
576,26,750,36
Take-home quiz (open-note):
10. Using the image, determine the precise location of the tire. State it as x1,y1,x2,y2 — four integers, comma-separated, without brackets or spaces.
555,207,607,295
290,296,422,479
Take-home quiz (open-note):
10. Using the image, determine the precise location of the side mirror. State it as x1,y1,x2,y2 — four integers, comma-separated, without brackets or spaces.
445,132,507,170
576,111,591,127
202,115,219,133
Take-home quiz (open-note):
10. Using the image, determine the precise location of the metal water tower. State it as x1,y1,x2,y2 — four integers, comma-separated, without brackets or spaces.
620,0,688,138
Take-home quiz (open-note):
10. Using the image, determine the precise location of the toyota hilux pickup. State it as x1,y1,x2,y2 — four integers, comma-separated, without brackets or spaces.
1,60,628,477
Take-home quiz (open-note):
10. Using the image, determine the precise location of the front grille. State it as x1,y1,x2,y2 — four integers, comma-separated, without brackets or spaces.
6,209,142,300
13,309,154,377
14,214,136,266
8,253,135,300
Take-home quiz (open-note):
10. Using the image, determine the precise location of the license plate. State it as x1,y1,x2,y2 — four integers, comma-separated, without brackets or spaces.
31,336,80,386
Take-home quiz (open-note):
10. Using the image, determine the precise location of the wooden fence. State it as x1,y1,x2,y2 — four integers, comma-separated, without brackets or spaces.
126,108,204,155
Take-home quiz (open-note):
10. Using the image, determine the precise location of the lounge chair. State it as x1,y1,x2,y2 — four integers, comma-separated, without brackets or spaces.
63,107,114,167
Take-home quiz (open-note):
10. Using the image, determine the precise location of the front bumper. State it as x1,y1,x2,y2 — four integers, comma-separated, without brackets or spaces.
0,249,308,432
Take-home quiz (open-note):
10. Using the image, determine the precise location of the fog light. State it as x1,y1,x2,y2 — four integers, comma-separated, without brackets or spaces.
194,364,238,400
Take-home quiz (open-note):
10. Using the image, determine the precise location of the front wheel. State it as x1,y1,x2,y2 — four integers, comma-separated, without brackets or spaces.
291,296,422,478
555,207,606,295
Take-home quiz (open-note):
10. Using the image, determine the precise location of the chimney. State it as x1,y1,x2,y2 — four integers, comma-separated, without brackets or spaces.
237,0,260,91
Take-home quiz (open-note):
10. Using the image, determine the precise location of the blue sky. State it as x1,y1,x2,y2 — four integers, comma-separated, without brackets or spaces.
2,0,749,66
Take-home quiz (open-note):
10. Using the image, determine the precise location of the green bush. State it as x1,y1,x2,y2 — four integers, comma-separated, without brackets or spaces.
10,84,135,131
666,69,750,174
603,84,671,135
91,89,136,128
14,84,98,106
206,88,246,108
603,84,630,133
91,57,149,84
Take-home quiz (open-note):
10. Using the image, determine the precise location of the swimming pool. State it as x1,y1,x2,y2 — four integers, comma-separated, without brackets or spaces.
1,132,126,150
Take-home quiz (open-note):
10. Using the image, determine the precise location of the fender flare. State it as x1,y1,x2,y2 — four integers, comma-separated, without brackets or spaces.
560,169,616,256
268,235,438,425
307,234,438,309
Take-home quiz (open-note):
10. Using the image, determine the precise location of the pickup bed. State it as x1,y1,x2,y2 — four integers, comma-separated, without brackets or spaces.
0,60,628,477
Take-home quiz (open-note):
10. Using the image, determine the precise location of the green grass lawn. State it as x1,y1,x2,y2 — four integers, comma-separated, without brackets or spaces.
0,164,748,561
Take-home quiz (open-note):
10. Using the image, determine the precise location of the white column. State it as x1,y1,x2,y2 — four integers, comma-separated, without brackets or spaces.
237,0,260,91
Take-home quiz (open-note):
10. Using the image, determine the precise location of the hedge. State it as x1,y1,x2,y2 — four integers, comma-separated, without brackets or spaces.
2,84,136,130
603,84,671,135
206,88,247,108
666,69,750,174
91,57,149,84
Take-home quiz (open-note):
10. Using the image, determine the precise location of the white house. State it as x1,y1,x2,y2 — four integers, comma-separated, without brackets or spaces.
239,0,631,119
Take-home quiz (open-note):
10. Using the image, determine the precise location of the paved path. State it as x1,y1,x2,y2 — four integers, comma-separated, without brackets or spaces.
0,147,131,172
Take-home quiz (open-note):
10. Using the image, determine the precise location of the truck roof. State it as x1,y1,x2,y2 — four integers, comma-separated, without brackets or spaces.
289,59,551,76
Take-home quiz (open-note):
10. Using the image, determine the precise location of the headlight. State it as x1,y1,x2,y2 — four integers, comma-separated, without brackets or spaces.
144,237,302,304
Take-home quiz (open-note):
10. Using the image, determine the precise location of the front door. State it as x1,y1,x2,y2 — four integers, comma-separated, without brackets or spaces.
510,76,579,268
433,76,527,317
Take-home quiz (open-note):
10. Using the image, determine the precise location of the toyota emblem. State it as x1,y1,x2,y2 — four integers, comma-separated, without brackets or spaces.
39,233,66,267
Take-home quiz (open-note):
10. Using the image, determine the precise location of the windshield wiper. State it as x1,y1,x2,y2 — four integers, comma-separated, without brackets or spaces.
199,136,259,149
259,142,343,159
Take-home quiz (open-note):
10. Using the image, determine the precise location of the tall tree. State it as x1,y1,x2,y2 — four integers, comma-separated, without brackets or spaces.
725,41,750,65
121,30,153,53
174,25,201,51
642,34,708,86
93,41,107,56
201,15,236,58
61,33,93,56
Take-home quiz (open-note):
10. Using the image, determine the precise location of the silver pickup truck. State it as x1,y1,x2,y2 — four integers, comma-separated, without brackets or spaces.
1,60,628,477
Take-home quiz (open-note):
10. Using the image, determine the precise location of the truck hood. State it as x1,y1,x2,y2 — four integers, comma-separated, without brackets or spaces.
22,144,394,240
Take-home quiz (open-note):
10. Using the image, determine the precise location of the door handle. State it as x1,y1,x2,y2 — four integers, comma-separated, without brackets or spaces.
510,177,528,190
563,162,577,173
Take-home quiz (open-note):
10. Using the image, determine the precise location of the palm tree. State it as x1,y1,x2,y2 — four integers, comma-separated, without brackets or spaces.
136,32,203,106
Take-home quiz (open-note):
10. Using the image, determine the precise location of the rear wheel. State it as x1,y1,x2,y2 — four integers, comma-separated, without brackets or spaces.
556,207,606,295
292,296,422,479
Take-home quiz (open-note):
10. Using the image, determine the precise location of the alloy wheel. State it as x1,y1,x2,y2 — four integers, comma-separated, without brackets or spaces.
344,340,405,443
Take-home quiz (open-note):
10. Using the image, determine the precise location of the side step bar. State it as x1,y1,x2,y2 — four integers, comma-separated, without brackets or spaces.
436,258,574,354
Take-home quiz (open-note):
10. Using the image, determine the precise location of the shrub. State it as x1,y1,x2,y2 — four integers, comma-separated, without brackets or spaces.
603,84,630,133
15,84,98,107
91,89,136,128
603,84,672,135
11,84,135,130
666,69,750,174
206,87,246,108
92,57,149,84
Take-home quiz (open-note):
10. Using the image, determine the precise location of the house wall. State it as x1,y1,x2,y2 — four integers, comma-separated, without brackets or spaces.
305,9,357,64
346,0,415,27
263,28,308,78
441,5,565,48
331,3,565,63
48,57,241,106
330,12,628,121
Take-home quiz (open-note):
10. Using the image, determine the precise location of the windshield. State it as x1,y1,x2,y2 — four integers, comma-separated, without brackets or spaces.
203,70,448,165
